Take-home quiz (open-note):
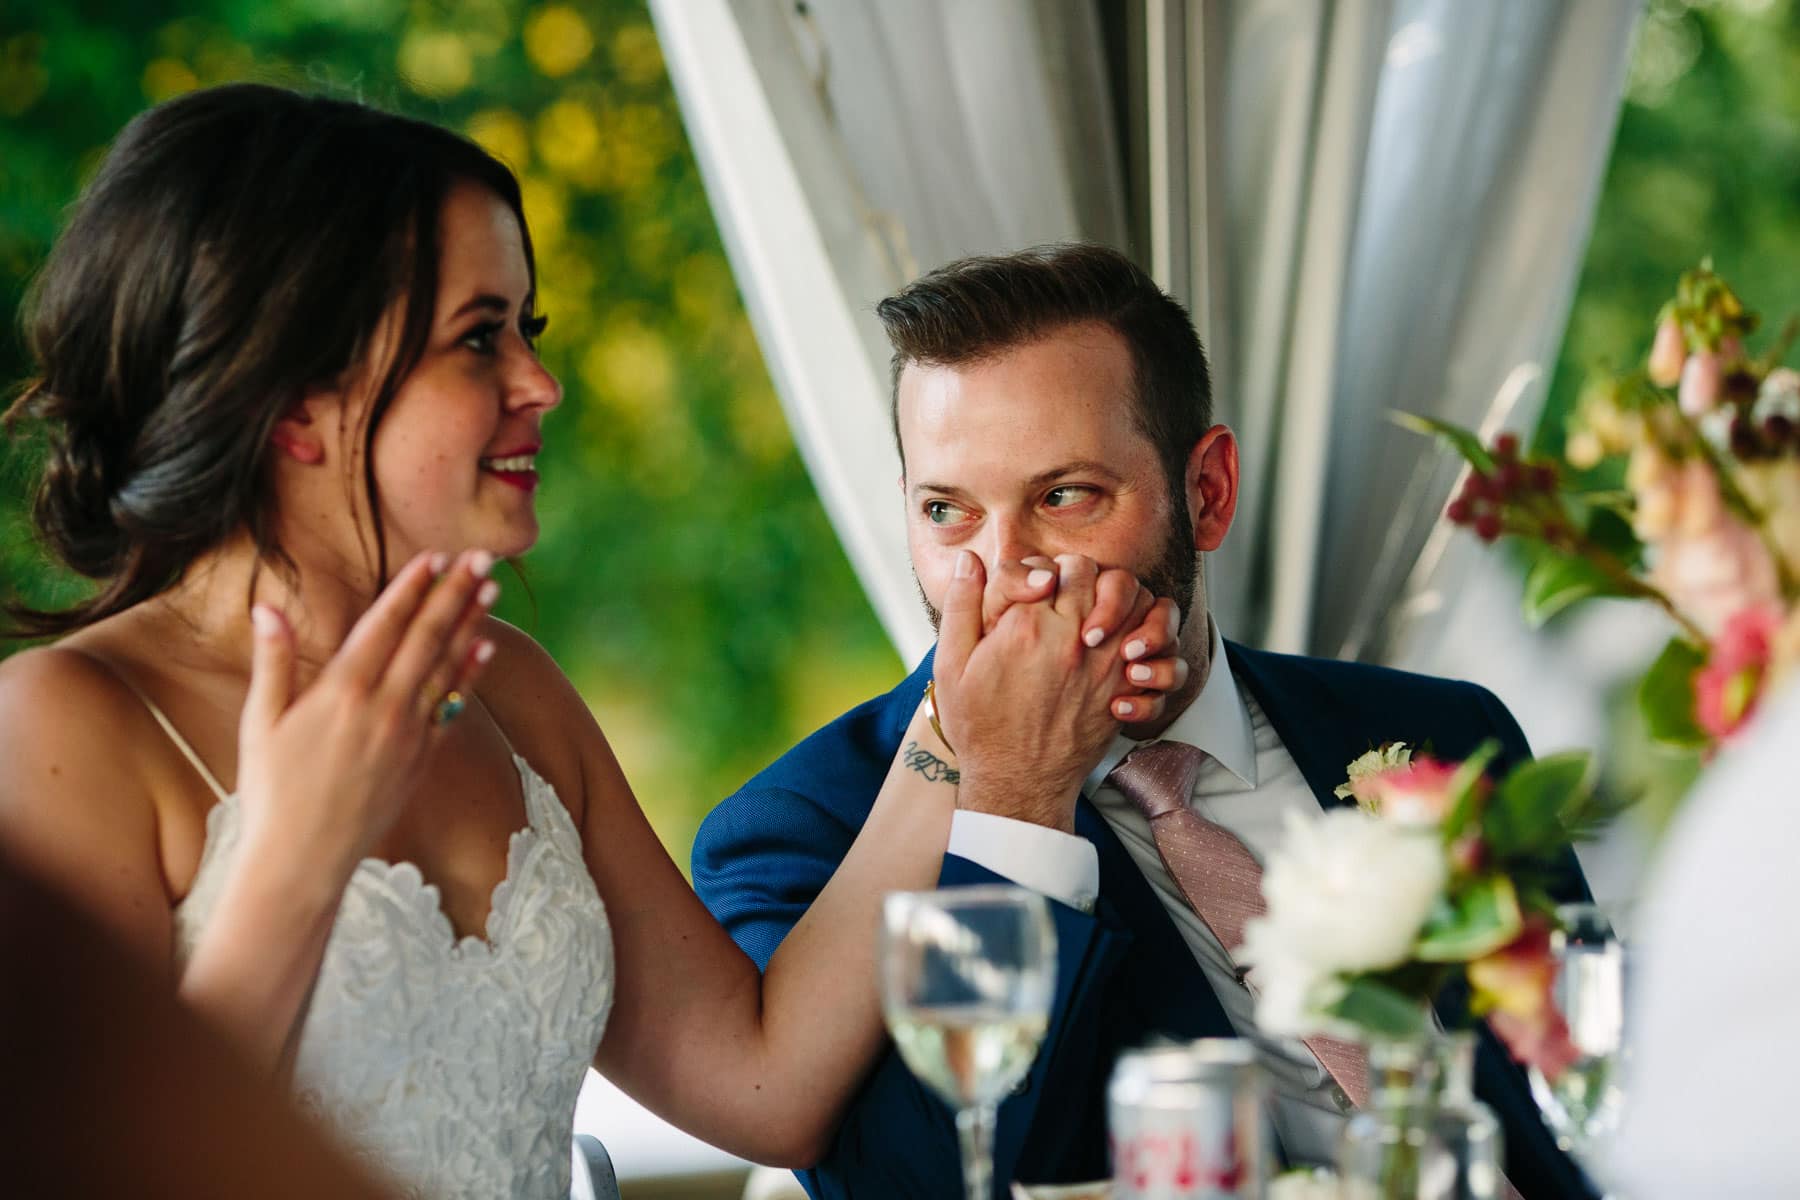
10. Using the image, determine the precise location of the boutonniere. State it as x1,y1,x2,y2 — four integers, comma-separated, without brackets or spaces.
1334,741,1465,827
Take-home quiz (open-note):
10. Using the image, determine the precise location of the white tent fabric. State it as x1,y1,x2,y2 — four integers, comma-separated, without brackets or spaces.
652,0,1128,667
1195,0,1642,656
655,0,1640,666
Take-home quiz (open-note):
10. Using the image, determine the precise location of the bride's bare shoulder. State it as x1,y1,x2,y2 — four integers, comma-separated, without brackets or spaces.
0,639,175,952
0,640,157,766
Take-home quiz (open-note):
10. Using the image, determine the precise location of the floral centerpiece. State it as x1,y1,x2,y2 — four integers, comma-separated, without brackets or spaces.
1401,262,1800,754
1244,742,1610,1196
1243,742,1597,1075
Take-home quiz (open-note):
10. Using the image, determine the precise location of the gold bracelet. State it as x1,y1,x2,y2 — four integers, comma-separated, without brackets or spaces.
923,680,955,757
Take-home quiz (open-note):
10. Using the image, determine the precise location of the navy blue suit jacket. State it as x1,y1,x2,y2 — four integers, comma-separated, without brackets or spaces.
694,642,1597,1199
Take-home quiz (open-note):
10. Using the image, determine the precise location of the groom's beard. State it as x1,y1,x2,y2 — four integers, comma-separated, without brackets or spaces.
916,502,1198,634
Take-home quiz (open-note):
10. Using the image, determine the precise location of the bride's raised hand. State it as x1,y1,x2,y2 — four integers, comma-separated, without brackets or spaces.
980,554,1184,725
234,549,499,871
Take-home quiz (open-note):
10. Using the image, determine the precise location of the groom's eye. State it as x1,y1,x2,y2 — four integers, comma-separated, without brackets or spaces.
924,500,967,526
1044,485,1094,508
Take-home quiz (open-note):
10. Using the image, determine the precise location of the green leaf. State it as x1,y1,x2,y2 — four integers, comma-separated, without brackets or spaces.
1487,751,1596,857
1391,412,1498,473
1439,740,1501,842
1325,976,1435,1037
1638,637,1710,749
1414,876,1524,963
1581,503,1644,566
1521,554,1631,628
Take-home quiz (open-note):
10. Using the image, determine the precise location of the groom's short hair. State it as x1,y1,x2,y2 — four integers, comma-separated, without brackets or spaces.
875,243,1213,495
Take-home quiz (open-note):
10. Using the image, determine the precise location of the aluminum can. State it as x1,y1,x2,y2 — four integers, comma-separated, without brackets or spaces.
1108,1039,1268,1199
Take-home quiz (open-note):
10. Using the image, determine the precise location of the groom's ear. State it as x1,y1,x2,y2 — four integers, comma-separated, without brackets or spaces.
1185,426,1239,552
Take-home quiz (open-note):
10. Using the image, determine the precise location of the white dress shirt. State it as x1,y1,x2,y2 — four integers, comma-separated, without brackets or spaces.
946,621,1351,1166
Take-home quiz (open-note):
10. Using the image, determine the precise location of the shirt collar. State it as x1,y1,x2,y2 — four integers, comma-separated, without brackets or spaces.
1087,617,1259,794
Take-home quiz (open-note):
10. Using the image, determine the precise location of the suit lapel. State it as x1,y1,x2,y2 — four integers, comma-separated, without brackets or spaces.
1225,642,1369,814
1075,797,1234,1040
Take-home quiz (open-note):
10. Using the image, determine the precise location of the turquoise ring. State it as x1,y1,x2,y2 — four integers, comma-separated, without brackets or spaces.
432,689,467,727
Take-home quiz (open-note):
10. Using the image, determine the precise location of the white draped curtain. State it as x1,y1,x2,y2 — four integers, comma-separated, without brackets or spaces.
651,0,1128,666
651,0,1641,668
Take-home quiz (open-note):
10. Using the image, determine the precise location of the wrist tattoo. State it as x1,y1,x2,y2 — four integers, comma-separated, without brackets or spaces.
902,740,960,785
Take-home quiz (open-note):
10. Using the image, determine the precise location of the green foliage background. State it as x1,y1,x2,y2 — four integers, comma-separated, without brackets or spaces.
2,0,1796,856
0,0,902,857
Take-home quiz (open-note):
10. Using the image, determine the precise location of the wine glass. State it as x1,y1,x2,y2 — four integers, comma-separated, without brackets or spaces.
881,886,1057,1200
1527,904,1627,1178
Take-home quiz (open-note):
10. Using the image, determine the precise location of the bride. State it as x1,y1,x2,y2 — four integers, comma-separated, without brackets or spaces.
0,83,1182,1199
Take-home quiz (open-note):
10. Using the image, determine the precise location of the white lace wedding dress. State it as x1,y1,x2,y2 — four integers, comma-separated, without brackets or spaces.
161,704,615,1200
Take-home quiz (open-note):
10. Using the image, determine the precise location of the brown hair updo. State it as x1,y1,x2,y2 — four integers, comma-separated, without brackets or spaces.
5,82,532,636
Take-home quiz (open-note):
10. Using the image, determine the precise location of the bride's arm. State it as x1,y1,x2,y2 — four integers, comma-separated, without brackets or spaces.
536,557,1178,1166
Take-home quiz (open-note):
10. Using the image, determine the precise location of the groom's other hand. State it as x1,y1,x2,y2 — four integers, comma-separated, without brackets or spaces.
934,551,1171,833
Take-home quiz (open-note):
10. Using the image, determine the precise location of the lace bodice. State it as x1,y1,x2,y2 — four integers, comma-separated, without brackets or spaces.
173,755,615,1200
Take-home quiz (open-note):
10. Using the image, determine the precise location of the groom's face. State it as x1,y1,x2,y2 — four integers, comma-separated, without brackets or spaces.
898,321,1203,629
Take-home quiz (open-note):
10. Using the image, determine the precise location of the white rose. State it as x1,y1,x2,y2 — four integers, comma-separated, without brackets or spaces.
1255,810,1446,974
1333,741,1411,800
1239,922,1348,1039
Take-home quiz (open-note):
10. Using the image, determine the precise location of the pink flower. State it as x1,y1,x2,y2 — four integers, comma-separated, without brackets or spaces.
1489,1009,1581,1082
1648,316,1686,388
1694,605,1782,740
1643,458,1781,635
1350,756,1463,827
1470,920,1581,1080
1679,351,1723,415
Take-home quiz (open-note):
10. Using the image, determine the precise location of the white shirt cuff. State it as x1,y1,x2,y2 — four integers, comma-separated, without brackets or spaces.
946,811,1100,913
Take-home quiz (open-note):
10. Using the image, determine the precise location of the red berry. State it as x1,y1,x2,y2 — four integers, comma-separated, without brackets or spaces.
1475,512,1503,542
1495,433,1520,460
1496,462,1524,493
1531,464,1558,491
1731,419,1760,458
1446,498,1472,524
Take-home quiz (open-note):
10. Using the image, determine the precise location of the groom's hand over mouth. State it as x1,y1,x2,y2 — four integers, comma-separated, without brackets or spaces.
932,552,1179,834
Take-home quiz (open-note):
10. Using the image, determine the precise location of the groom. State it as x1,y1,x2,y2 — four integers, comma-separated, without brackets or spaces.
694,244,1595,1198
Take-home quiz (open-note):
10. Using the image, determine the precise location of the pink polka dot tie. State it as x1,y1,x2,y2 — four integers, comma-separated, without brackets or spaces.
1107,740,1370,1109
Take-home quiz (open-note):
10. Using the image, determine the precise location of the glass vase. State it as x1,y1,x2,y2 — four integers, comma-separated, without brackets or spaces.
1336,1031,1506,1200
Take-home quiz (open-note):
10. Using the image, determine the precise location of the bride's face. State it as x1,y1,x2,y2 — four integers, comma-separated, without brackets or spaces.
274,180,562,577
362,181,562,565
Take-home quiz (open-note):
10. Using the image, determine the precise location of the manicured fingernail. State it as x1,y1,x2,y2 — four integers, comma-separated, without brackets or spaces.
1124,639,1147,661
429,552,451,575
476,579,500,607
473,638,495,665
1027,568,1054,588
251,605,280,637
1129,664,1152,684
955,550,976,579
468,550,495,578
1115,699,1136,718
1083,627,1105,648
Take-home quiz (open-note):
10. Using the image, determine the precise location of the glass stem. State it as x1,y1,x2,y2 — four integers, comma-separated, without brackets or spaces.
956,1103,997,1200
